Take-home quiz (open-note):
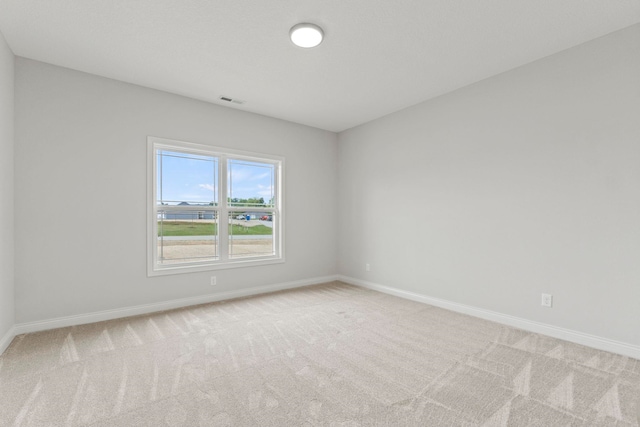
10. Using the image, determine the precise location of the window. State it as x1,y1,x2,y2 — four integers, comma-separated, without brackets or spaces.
148,137,284,276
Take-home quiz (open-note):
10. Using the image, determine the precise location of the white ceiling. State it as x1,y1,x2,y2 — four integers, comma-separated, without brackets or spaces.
0,1,639,132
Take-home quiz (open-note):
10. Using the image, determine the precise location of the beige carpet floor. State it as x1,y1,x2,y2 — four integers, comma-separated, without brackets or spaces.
1,281,639,426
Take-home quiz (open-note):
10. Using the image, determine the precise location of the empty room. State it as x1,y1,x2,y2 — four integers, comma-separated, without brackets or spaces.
1,1,639,425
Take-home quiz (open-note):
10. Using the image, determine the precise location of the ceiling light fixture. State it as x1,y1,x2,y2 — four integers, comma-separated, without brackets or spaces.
290,23,324,48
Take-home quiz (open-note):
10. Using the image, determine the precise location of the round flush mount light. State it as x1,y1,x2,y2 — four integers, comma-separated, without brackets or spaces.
290,23,324,48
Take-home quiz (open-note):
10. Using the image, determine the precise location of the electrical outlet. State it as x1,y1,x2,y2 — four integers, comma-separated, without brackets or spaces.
541,293,552,308
365,263,371,272
210,276,217,286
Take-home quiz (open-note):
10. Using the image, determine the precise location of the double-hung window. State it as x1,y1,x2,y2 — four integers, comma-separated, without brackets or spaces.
148,137,284,276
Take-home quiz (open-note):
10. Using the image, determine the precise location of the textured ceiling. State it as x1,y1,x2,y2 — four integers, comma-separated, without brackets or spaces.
0,0,639,132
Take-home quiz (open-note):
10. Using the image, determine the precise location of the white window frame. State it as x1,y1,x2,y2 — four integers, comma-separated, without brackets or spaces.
147,136,284,276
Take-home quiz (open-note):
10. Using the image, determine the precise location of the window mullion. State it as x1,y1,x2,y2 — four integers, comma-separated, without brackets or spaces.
218,155,229,261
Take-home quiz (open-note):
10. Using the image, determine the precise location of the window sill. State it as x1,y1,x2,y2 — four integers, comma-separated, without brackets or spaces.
147,256,285,277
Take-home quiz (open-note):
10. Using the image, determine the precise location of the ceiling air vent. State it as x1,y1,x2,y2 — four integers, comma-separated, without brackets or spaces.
219,96,246,105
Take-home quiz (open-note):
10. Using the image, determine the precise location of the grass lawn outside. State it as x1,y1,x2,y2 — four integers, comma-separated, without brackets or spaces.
158,221,272,236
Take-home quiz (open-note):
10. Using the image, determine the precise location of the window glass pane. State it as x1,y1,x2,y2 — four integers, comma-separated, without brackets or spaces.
228,212,274,258
157,150,218,206
228,159,275,208
157,210,218,264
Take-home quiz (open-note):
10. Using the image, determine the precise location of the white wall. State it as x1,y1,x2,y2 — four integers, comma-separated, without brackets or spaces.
338,24,640,346
14,59,338,324
0,30,15,346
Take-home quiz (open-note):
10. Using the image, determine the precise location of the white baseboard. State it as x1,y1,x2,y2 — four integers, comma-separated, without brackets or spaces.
13,275,338,337
338,275,640,360
0,325,16,355
10,274,638,360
